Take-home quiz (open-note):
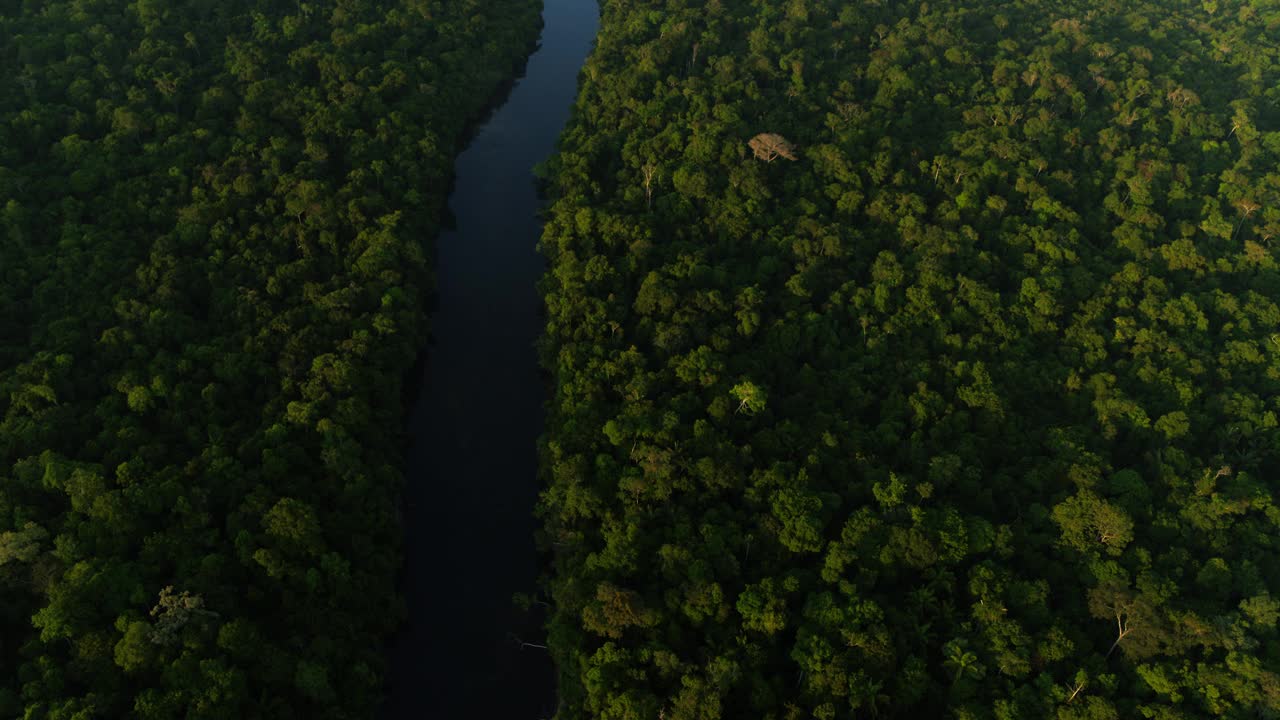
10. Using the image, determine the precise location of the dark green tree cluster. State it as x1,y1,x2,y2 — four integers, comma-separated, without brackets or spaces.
538,0,1280,717
0,0,539,716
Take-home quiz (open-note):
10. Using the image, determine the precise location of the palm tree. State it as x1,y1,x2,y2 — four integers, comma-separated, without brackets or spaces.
943,639,984,683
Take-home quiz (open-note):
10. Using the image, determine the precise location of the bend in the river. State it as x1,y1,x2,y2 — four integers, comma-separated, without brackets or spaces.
385,0,599,717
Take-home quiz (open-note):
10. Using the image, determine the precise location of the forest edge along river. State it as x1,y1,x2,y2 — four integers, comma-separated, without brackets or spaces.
385,0,599,718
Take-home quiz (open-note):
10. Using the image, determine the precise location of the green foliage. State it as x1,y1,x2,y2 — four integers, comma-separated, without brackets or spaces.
0,0,541,715
538,0,1280,717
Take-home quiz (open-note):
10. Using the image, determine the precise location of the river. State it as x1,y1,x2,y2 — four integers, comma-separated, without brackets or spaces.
385,0,599,717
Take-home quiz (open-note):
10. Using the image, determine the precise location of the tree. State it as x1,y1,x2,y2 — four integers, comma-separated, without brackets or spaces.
1051,491,1134,556
943,639,984,683
0,522,47,566
748,133,798,163
730,380,767,415
149,586,218,646
1087,581,1163,660
641,163,660,209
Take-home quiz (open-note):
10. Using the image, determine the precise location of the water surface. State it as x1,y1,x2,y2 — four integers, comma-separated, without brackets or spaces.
386,0,599,716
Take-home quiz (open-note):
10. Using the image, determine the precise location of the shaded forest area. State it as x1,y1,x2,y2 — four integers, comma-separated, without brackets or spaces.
0,0,539,716
538,0,1280,717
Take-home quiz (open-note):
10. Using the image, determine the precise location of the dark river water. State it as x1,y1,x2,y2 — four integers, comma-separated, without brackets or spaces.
385,0,598,717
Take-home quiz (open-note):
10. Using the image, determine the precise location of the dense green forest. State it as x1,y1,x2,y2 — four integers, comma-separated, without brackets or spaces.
538,0,1280,717
0,0,539,716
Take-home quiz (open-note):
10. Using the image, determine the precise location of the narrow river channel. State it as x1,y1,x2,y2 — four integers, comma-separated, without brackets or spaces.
386,0,599,717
